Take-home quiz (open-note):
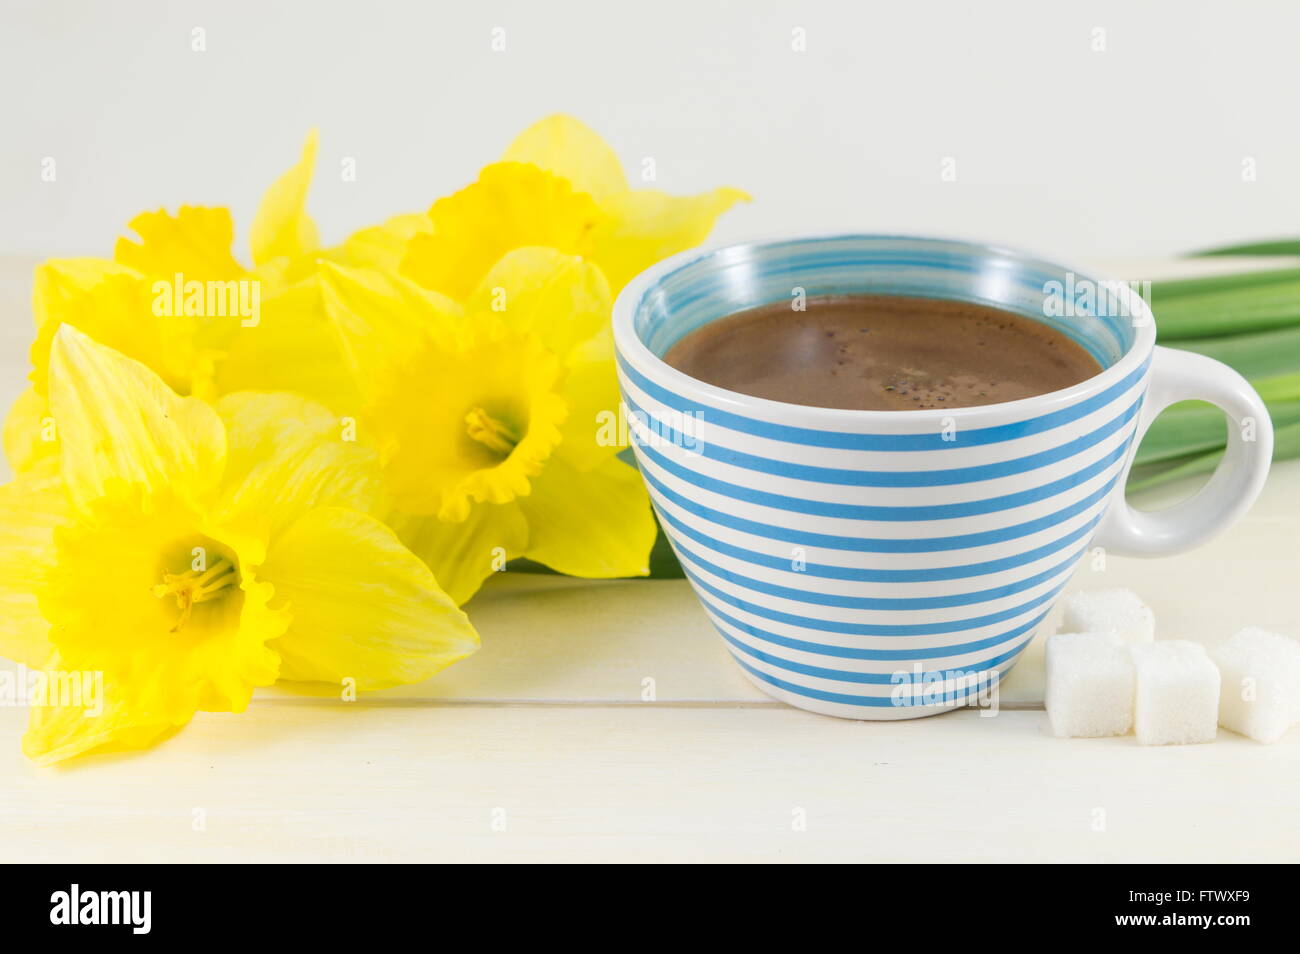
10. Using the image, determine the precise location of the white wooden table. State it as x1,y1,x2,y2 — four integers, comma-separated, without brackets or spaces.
0,256,1296,863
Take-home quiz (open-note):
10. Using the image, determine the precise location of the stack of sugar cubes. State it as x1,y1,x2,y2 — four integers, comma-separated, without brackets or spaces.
1045,587,1300,744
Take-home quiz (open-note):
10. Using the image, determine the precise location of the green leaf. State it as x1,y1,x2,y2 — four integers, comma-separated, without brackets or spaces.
1153,267,1300,300
1151,278,1300,339
1253,371,1300,403
1192,239,1300,257
1134,400,1300,467
1127,450,1221,493
646,522,685,578
1129,418,1300,493
1174,325,1300,379
1133,401,1225,466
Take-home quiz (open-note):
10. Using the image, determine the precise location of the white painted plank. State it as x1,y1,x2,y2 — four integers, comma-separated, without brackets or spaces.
0,703,1293,863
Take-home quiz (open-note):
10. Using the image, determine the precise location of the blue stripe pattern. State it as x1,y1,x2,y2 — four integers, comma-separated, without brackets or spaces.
618,350,1150,451
638,462,1124,552
632,413,1135,520
613,234,1150,718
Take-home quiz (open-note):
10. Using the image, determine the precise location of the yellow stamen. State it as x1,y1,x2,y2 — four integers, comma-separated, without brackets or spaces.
465,407,520,457
151,556,238,632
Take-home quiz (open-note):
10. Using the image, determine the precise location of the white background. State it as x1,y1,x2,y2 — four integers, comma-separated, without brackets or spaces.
3,0,1300,264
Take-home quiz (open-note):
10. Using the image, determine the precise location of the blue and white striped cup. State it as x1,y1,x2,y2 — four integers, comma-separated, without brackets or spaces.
613,235,1272,719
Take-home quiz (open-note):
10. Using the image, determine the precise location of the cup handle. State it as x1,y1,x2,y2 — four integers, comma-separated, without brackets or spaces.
1093,345,1273,557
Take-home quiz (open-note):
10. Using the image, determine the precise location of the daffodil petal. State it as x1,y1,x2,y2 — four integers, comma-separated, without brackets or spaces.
213,391,381,539
33,258,225,398
400,162,603,300
389,502,528,606
337,212,433,271
213,277,360,412
556,357,624,471
113,206,245,279
23,661,180,765
3,386,59,474
517,455,654,579
32,259,205,397
466,247,612,358
33,258,139,328
555,319,621,474
261,507,479,689
592,186,750,293
501,114,628,203
0,468,69,666
251,130,321,268
47,326,226,513
320,261,463,401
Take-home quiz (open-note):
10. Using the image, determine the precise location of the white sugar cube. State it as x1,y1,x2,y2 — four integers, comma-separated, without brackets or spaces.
1061,588,1154,645
1131,640,1219,745
1045,631,1135,738
1213,627,1300,744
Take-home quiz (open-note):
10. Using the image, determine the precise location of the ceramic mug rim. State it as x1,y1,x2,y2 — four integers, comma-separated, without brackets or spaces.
612,232,1158,427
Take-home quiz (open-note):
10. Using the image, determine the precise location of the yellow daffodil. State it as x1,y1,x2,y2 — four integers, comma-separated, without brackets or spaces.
320,248,656,605
4,131,354,475
317,115,744,601
341,114,749,297
0,327,477,763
